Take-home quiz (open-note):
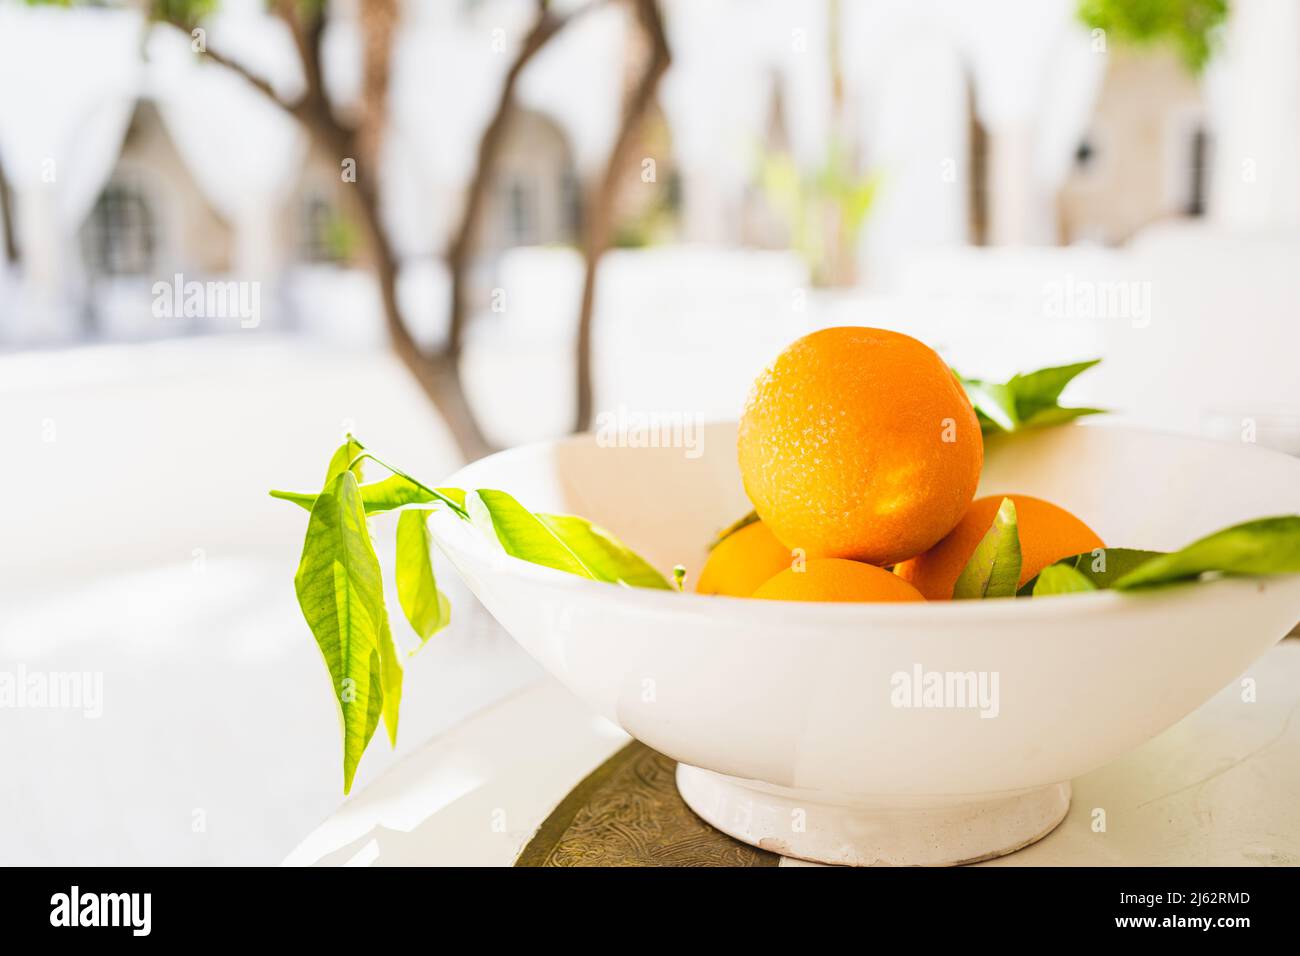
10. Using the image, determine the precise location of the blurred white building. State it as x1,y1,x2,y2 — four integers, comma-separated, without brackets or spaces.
0,0,1298,347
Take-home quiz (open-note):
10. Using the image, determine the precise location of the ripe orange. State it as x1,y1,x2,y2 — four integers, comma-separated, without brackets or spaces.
737,327,983,566
894,494,1105,599
752,558,925,603
695,519,793,597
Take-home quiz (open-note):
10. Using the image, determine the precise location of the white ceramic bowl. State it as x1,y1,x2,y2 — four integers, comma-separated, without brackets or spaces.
434,423,1300,865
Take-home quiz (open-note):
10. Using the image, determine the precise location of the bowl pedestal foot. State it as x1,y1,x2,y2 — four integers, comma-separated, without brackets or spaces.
676,764,1070,866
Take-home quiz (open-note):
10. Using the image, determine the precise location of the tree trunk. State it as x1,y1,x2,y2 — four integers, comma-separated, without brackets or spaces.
353,165,496,461
573,0,671,433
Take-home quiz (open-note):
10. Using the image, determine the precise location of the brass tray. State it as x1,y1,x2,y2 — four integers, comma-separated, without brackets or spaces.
516,742,779,867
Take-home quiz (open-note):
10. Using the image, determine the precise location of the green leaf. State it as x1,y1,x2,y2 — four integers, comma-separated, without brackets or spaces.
395,510,451,644
953,497,1022,599
1019,547,1163,595
432,486,466,508
537,514,671,589
324,435,366,485
708,510,760,551
467,490,597,579
1018,405,1107,428
1114,516,1300,590
271,477,465,516
270,488,326,510
963,380,1020,432
1007,360,1101,419
292,470,389,794
1032,563,1098,596
377,612,402,748
958,359,1104,434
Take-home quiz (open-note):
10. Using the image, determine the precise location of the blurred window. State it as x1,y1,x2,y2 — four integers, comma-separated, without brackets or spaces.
83,183,155,276
1187,126,1209,216
666,170,683,213
1070,132,1111,185
506,179,536,245
561,171,582,239
1074,138,1096,171
300,195,348,263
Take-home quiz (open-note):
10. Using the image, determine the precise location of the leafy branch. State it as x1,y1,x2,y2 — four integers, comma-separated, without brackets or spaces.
272,435,668,791
966,518,1300,599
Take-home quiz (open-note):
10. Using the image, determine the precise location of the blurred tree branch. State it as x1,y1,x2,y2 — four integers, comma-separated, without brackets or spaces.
573,0,671,432
446,0,607,359
184,0,498,460
200,45,297,115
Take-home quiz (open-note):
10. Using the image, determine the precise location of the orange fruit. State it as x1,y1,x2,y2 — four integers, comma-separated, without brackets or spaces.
737,327,983,566
752,558,925,603
895,494,1105,600
695,519,793,597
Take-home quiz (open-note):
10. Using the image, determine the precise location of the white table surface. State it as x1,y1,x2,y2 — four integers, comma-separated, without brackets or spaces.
285,640,1300,867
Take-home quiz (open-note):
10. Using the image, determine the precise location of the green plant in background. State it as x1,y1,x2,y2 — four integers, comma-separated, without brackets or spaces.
611,175,679,250
758,139,879,287
320,208,359,263
148,0,219,22
1078,0,1230,73
612,114,681,249
26,0,222,21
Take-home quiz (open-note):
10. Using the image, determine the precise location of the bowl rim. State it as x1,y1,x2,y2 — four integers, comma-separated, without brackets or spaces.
434,421,1300,623
431,514,1297,623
